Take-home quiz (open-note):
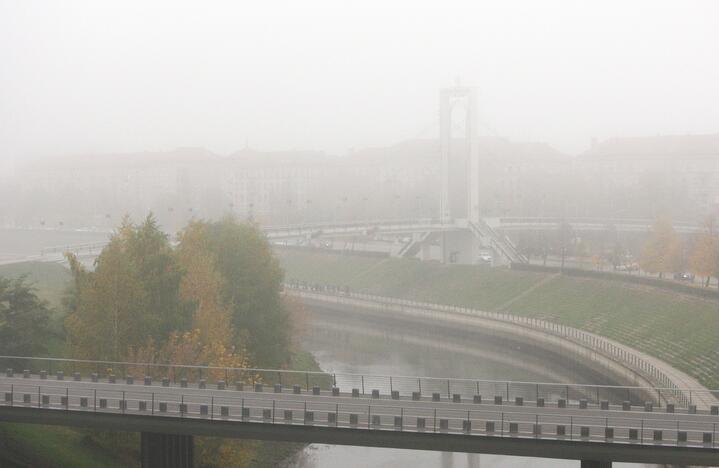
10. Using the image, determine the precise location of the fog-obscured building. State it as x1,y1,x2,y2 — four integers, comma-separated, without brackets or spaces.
576,134,719,221
9,133,718,231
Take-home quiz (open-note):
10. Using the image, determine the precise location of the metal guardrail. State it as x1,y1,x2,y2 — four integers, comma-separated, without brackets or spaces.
263,218,441,232
264,219,451,240
494,217,703,234
2,341,717,416
285,284,719,410
40,241,110,256
0,380,716,450
496,217,700,228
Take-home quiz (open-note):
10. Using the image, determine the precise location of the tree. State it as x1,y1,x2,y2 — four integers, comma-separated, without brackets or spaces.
175,221,233,346
65,229,148,360
125,214,192,340
0,276,52,360
64,215,274,466
640,216,683,278
607,241,626,271
557,221,573,271
65,215,192,361
180,217,289,367
688,233,719,287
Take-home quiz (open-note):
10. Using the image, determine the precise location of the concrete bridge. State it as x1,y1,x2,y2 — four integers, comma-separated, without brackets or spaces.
489,217,703,235
0,355,717,468
6,216,702,268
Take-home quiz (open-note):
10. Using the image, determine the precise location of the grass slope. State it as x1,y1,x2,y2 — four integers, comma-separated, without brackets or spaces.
0,261,71,308
280,250,545,310
0,424,135,468
277,248,719,390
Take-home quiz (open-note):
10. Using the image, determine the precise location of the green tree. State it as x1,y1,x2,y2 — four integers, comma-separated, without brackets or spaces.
0,276,52,363
179,217,289,367
65,214,192,360
65,228,148,360
125,214,192,339
640,216,683,279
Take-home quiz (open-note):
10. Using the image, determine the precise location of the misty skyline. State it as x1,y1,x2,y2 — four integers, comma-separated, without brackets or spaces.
2,0,719,161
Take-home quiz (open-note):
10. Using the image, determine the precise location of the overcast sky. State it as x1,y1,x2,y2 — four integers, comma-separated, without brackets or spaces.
1,0,718,161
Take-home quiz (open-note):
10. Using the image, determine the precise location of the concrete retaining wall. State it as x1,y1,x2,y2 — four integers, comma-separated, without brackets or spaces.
292,290,716,408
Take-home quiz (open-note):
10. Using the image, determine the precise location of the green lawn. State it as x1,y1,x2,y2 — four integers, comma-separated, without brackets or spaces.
277,248,719,390
0,261,71,308
0,424,136,468
279,249,546,310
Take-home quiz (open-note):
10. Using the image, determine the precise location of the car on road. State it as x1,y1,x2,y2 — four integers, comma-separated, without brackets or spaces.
673,272,695,282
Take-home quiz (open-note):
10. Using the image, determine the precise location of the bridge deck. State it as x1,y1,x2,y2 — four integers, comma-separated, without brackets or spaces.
1,374,717,464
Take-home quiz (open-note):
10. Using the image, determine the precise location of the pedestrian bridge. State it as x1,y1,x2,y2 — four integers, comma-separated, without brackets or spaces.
0,356,717,467
3,216,700,268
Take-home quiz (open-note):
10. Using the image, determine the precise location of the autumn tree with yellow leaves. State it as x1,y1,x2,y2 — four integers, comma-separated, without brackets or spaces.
64,214,290,467
688,218,719,288
640,216,684,279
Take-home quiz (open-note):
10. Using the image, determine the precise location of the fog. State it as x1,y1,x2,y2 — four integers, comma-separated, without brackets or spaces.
3,3,719,467
2,0,719,161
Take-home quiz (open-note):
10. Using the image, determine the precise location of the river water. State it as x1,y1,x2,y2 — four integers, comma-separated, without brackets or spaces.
288,308,652,468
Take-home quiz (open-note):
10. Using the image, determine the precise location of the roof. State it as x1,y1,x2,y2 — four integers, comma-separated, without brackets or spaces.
348,138,568,164
581,134,719,160
227,147,329,167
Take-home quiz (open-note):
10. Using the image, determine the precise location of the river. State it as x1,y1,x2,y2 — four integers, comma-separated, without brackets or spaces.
287,307,653,468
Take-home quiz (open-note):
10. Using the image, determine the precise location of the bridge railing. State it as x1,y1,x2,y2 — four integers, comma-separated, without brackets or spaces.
1,381,716,450
3,346,717,415
0,355,335,391
263,218,442,233
496,216,700,228
285,283,719,410
39,241,110,257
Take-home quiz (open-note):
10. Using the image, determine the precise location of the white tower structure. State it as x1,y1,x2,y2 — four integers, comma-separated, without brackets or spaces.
439,84,480,223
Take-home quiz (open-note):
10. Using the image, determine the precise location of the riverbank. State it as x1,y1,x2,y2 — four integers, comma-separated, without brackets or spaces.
277,248,719,391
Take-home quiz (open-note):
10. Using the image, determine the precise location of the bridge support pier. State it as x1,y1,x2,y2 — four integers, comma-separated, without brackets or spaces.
141,432,194,468
440,230,477,264
581,461,611,468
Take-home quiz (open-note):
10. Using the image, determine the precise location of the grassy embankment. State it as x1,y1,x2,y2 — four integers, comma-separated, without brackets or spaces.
0,261,321,468
278,249,719,391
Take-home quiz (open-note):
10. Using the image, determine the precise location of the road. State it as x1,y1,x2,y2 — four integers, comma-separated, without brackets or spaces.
1,372,718,465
